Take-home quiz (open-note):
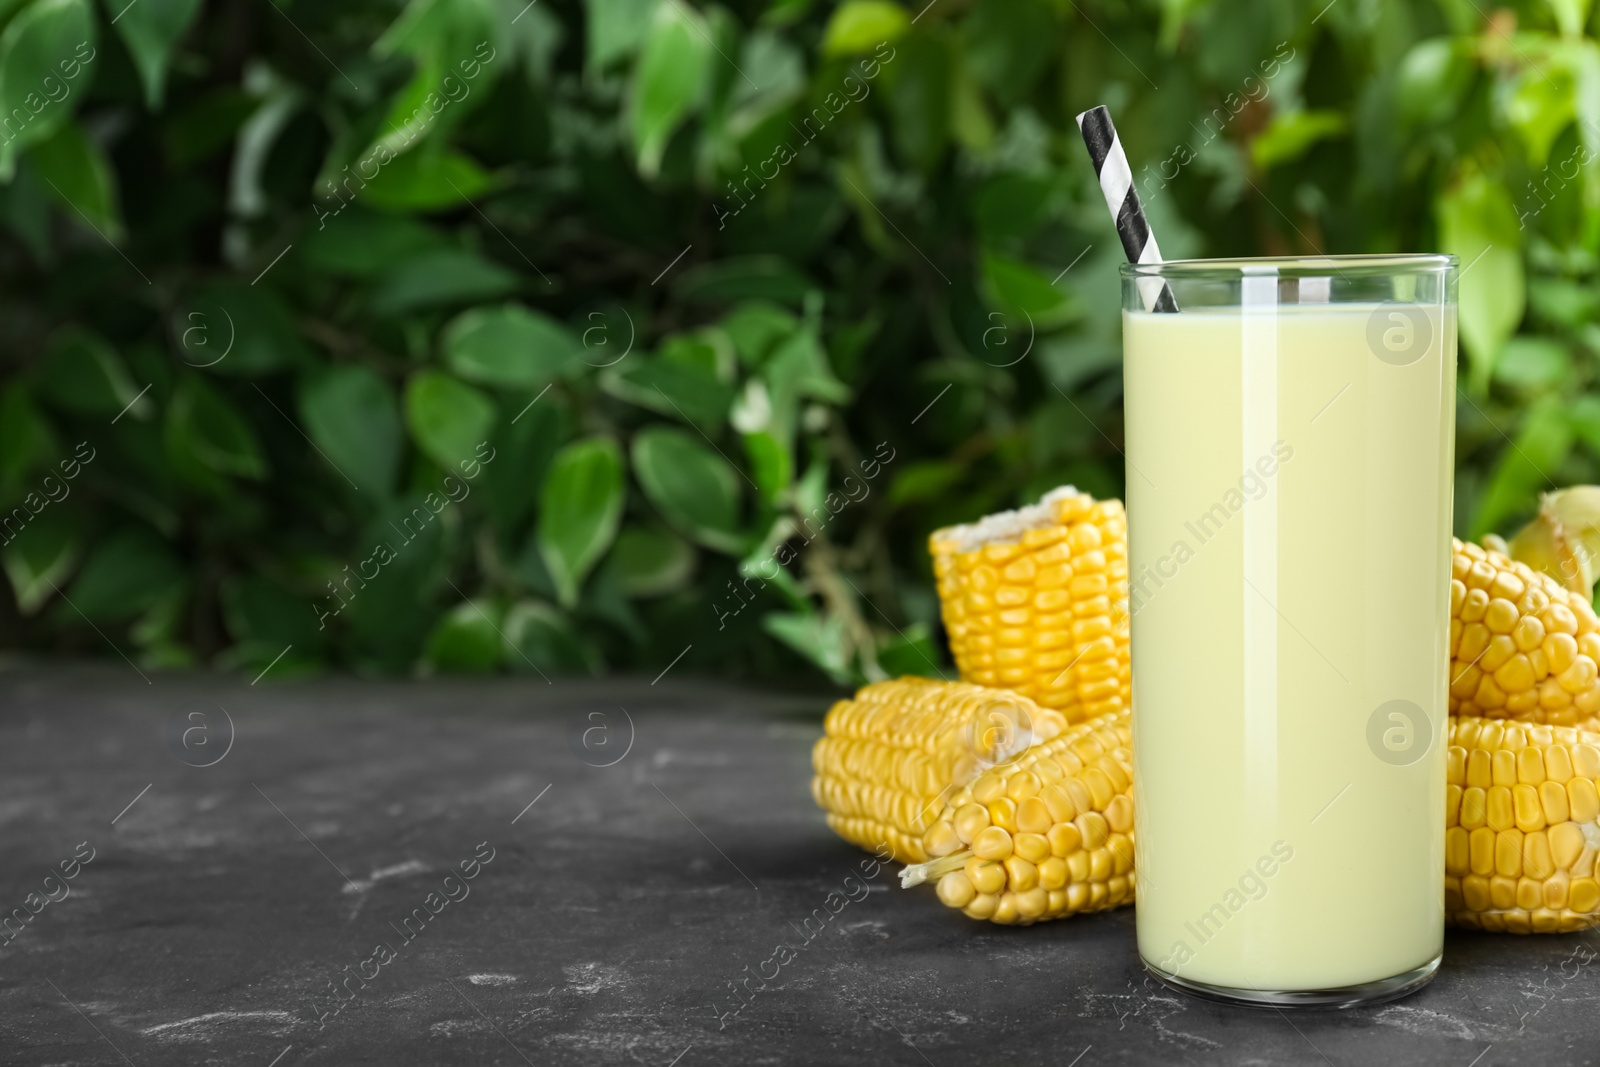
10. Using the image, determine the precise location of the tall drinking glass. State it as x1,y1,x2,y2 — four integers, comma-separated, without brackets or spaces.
1122,255,1458,1007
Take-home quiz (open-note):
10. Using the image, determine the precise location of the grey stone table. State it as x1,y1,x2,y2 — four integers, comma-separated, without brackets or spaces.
0,665,1593,1066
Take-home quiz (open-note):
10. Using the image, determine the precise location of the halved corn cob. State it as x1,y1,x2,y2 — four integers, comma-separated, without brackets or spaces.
811,678,1068,863
1450,538,1600,729
1447,716,1600,933
930,487,1131,723
899,709,1134,925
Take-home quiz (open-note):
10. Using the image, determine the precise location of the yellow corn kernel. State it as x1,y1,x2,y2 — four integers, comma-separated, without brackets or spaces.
812,677,1067,863
972,826,1013,861
1003,856,1038,891
937,871,976,909
1446,827,1469,875
1514,784,1546,832
931,489,1130,723
963,893,998,920
953,803,990,844
901,708,1134,925
1448,716,1600,933
1450,540,1600,728
1016,796,1052,834
987,797,1019,833
1013,832,1051,864
1047,822,1082,857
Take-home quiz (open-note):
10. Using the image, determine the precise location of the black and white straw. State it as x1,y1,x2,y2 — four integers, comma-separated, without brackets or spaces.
1075,105,1178,313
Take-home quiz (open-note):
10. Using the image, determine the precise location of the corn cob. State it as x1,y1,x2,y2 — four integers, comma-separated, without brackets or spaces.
930,487,1130,724
811,678,1068,864
899,708,1134,925
1450,538,1600,729
1447,716,1600,933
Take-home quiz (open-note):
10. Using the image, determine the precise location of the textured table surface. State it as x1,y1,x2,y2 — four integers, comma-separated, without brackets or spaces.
0,665,1594,1066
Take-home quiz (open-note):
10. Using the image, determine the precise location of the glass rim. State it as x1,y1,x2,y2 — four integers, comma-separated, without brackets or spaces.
1120,253,1458,278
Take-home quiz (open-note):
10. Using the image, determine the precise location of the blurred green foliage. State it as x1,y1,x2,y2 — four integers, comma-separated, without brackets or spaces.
1,0,1597,682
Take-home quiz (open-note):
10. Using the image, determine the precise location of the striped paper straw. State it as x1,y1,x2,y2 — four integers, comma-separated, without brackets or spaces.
1075,105,1178,313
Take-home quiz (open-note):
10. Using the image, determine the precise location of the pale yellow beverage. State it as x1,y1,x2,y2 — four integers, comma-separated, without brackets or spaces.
1123,272,1456,1002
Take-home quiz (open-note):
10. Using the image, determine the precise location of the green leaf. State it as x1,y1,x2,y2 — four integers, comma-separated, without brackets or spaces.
721,301,799,364
821,0,908,56
1493,337,1570,394
496,0,564,81
343,494,451,671
31,120,121,239
442,303,583,388
1547,0,1594,36
164,86,255,167
612,525,695,596
584,551,646,642
371,249,518,316
762,609,851,683
1438,166,1524,393
299,365,402,498
221,573,328,652
879,32,951,173
510,527,559,599
888,459,963,506
875,621,940,677
423,600,505,673
1472,398,1572,538
405,371,497,471
375,0,496,61
585,0,657,71
601,350,735,429
166,377,268,485
1528,277,1599,329
369,53,470,159
1504,64,1576,167
128,583,189,659
742,429,790,503
948,49,994,153
484,393,566,539
676,256,813,304
757,328,848,448
980,254,1077,328
793,455,827,517
108,0,201,108
1394,39,1473,126
964,0,1052,107
631,425,743,553
359,145,496,212
1572,395,1600,458
0,384,56,487
975,173,1056,247
180,282,312,376
302,207,446,276
37,327,146,418
628,0,710,177
2,506,80,614
62,526,183,622
537,436,624,607
1249,109,1348,169
739,518,803,604
0,149,51,257
503,599,596,674
0,0,95,175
